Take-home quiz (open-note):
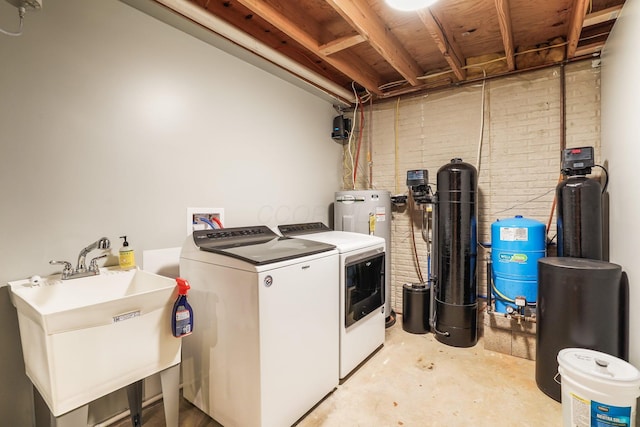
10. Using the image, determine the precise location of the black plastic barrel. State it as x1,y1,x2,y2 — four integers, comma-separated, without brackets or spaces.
536,257,625,402
556,176,603,260
402,283,430,334
434,158,478,347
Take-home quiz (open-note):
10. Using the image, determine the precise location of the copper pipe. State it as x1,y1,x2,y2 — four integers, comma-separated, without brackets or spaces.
547,174,563,234
546,63,567,237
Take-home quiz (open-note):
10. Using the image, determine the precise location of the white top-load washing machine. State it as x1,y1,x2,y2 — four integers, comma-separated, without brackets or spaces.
278,222,385,379
179,226,339,427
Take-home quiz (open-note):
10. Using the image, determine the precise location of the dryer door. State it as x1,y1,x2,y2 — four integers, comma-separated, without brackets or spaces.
344,251,385,328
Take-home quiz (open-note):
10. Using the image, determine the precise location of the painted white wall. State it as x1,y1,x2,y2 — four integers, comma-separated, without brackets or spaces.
601,0,640,368
0,0,341,424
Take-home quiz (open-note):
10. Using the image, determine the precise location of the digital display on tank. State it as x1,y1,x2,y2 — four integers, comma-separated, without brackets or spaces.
562,146,594,172
406,169,428,186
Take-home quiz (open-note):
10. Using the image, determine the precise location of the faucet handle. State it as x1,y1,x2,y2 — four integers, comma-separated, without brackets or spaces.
89,254,107,272
50,260,73,279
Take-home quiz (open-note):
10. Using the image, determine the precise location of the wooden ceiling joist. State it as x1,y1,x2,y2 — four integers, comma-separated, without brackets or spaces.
319,34,366,56
234,0,383,95
574,42,603,57
172,0,625,100
566,0,591,58
417,8,466,81
325,0,424,86
494,0,515,71
583,5,623,27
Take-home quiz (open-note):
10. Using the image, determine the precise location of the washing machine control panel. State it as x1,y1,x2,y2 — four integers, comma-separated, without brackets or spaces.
193,226,276,248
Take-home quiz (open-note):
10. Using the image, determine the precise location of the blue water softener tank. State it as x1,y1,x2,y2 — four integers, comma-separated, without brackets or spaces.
491,216,546,314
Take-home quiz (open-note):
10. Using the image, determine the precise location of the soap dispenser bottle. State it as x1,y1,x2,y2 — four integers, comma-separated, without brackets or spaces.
172,278,194,337
119,235,136,270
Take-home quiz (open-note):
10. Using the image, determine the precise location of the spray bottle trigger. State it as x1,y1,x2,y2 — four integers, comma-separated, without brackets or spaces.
176,277,191,294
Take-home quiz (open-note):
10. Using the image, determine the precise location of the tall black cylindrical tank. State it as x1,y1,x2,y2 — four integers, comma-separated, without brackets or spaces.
536,257,625,402
556,176,602,260
434,158,478,347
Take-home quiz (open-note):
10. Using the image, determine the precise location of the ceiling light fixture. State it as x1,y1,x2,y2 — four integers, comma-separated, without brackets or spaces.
385,0,438,12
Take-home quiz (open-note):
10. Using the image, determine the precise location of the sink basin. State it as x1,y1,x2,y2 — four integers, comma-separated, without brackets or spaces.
8,268,181,417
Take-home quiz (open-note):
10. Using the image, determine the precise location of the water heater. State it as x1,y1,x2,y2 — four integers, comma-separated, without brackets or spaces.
335,190,392,322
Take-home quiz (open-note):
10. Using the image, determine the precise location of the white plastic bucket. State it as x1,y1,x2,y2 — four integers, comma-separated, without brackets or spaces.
557,348,640,427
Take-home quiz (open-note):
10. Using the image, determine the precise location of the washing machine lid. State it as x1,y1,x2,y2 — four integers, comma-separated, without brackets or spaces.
192,226,335,265
278,223,384,253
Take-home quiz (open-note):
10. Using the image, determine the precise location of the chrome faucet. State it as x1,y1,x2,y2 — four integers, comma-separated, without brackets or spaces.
50,237,111,280
77,237,111,272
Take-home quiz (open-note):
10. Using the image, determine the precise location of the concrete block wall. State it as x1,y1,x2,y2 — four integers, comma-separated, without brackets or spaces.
347,61,601,315
483,311,537,360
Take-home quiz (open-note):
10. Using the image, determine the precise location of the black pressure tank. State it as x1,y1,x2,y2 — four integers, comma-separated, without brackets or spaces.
556,175,603,260
434,158,478,347
536,257,626,402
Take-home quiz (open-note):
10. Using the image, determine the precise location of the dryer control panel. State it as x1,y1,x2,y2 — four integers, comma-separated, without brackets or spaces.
278,222,331,236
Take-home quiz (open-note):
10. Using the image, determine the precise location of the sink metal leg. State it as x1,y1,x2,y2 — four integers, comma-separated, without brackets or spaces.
126,380,143,427
160,364,180,427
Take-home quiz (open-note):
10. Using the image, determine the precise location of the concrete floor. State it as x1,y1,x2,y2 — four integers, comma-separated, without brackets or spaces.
114,315,562,427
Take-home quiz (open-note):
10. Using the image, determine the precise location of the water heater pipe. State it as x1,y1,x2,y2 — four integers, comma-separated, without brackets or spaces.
352,91,365,189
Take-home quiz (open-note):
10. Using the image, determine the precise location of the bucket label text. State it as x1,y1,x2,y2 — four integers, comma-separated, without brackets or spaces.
591,400,632,427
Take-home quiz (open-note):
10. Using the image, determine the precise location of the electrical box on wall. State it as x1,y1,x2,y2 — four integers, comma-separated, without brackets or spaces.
331,115,351,141
187,207,225,235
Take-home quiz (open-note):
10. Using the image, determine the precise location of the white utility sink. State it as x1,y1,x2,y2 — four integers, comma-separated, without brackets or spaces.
8,268,182,417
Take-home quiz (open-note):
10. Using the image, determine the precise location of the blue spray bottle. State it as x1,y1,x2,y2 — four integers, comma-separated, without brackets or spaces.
172,278,194,337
